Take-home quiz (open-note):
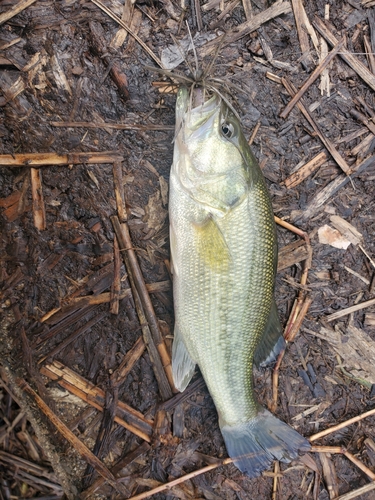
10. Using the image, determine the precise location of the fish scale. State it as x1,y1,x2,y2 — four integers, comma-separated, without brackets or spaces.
170,86,310,476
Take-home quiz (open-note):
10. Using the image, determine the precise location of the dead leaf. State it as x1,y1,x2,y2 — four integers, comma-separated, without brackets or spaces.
330,215,363,246
143,190,167,233
318,225,351,250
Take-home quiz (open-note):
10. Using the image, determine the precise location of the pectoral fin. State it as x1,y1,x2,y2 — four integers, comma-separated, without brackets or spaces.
193,216,231,271
172,324,196,392
254,299,285,367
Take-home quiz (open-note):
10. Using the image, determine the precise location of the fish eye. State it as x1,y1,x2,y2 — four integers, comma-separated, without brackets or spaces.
221,121,235,139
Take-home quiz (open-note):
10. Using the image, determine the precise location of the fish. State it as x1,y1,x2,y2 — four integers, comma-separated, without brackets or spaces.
169,85,311,477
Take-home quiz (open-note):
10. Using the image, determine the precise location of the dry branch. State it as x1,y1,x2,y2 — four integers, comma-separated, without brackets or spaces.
313,16,375,92
291,0,312,69
0,151,123,167
201,0,292,55
296,154,375,221
325,297,375,322
0,0,37,25
111,216,175,400
283,152,328,189
90,0,162,67
16,378,120,489
41,361,153,441
310,407,375,442
51,121,173,131
280,39,344,119
336,482,375,500
30,168,46,231
281,77,350,175
80,441,151,499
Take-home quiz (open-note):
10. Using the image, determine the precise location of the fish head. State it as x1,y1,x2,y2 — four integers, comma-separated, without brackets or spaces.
173,87,259,215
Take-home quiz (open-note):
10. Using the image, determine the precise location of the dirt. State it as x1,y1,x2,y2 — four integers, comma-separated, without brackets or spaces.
1,0,375,499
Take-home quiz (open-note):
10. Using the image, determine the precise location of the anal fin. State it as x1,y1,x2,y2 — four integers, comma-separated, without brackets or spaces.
172,324,196,392
254,298,285,368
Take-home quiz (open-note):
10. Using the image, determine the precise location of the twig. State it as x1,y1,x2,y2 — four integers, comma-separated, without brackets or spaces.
50,121,173,131
40,361,153,441
336,482,375,500
280,39,344,119
111,216,175,400
110,238,121,315
283,152,328,189
343,450,375,481
281,77,351,175
325,297,375,322
248,120,261,145
16,378,120,490
89,20,129,100
128,457,234,500
90,0,162,67
0,0,36,25
313,16,375,91
201,0,292,55
38,312,106,363
0,151,123,167
80,442,150,499
113,161,127,222
30,168,46,230
272,460,280,500
319,452,339,499
110,336,145,387
297,154,375,220
310,407,375,442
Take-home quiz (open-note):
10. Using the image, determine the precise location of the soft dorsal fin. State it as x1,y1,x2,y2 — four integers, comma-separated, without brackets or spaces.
172,323,196,392
254,299,285,368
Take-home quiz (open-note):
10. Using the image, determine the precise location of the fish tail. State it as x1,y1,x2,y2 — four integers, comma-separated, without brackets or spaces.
220,409,310,478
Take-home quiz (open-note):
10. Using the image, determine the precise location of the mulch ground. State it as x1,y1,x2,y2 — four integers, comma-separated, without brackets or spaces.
1,0,375,499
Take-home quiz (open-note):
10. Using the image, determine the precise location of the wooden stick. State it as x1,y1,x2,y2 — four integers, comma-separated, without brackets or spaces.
111,216,176,396
16,378,120,489
272,460,280,500
38,312,106,363
313,16,375,92
325,297,375,322
291,0,312,69
90,0,162,67
113,161,127,222
30,168,46,230
336,482,375,500
319,452,339,499
50,121,173,131
343,450,375,481
110,336,146,387
309,407,375,442
280,39,344,119
0,0,36,25
0,151,123,167
128,457,234,500
41,361,153,441
80,441,150,499
364,35,375,75
281,77,351,175
201,1,292,55
110,238,121,315
297,154,375,221
283,152,328,189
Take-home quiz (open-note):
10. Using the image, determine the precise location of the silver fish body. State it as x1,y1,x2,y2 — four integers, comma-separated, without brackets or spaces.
169,87,310,476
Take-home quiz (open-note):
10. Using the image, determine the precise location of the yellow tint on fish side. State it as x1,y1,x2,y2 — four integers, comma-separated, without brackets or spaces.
193,216,231,270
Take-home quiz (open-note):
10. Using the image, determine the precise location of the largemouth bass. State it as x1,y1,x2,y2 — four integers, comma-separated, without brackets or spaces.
169,86,310,477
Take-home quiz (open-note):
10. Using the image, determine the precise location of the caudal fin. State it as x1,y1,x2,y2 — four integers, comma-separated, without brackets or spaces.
220,409,310,478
